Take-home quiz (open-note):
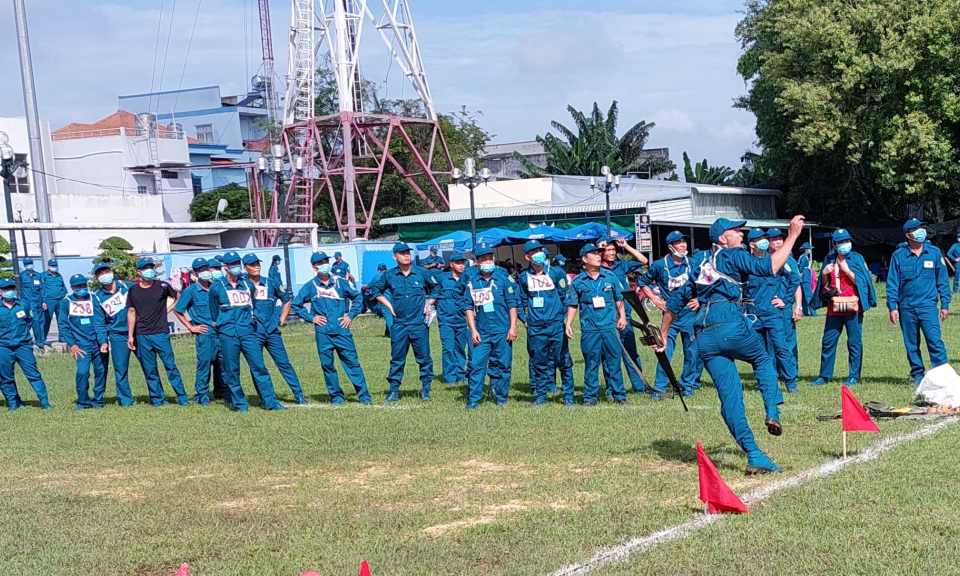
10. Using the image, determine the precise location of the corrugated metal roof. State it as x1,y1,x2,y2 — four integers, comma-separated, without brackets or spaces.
379,200,653,225
654,217,809,229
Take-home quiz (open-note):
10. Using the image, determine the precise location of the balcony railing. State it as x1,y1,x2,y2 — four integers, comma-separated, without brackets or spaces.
52,127,185,141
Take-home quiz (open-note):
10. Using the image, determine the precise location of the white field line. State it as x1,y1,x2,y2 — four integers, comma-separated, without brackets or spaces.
546,417,959,576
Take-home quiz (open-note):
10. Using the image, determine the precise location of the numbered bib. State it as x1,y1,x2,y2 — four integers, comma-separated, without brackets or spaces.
471,287,494,309
255,285,270,300
69,300,94,317
668,273,689,291
228,289,251,307
696,262,720,286
100,291,127,317
315,286,340,300
526,274,555,292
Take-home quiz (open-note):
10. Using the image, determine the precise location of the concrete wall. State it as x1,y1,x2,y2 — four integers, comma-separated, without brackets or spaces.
448,178,554,210
0,116,59,195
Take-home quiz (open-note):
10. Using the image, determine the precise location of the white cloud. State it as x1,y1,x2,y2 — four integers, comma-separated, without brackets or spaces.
651,109,694,133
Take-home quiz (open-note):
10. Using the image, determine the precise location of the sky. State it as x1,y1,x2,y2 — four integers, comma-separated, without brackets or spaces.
0,0,757,168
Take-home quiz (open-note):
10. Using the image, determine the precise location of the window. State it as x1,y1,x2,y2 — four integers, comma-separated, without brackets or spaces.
196,124,213,144
11,154,29,194
137,185,148,195
192,176,202,197
161,170,178,179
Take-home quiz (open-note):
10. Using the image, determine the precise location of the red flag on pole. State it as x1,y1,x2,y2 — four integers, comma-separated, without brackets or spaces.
697,442,749,514
359,561,372,576
841,385,880,432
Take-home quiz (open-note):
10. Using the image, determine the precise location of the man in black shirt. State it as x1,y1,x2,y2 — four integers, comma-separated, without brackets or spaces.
126,257,189,406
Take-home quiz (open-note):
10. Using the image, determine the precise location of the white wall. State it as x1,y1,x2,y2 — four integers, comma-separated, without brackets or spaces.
448,177,554,210
0,116,59,196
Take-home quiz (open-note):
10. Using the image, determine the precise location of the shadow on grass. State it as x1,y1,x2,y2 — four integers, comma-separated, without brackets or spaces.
610,439,744,472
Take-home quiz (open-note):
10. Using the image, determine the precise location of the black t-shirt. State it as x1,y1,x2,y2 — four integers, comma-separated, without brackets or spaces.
127,281,178,335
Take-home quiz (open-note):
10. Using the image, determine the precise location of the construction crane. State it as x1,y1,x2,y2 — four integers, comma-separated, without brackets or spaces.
253,0,452,243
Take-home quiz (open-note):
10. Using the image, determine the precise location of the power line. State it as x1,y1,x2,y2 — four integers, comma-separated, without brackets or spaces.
155,0,180,106
27,166,254,196
171,0,204,114
148,0,167,112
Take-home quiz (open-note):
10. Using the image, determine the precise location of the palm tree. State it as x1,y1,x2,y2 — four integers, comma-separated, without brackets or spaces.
516,101,675,178
681,151,735,185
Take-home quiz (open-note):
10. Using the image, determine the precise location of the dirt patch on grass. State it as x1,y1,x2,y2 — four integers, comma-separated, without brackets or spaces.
213,497,266,509
84,488,145,500
421,493,599,538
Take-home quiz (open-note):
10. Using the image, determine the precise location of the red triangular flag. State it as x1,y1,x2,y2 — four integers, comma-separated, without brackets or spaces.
697,442,749,514
359,561,371,576
841,385,880,432
175,564,189,576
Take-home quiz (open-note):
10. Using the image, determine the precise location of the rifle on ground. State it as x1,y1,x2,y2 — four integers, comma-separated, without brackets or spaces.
622,290,688,412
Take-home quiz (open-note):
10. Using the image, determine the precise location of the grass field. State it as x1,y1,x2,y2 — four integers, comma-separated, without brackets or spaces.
1,298,958,575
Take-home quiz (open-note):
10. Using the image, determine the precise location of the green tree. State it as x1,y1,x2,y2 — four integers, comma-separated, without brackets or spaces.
0,235,9,255
736,0,960,223
189,183,269,222
681,151,736,185
515,101,676,178
89,236,138,290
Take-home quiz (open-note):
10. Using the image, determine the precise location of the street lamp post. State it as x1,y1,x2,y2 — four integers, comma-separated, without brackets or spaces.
450,158,492,252
590,165,621,237
0,132,24,292
259,146,302,297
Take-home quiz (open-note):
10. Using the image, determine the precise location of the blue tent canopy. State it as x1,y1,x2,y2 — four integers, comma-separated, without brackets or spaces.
476,227,525,247
513,224,562,241
416,230,472,253
549,222,634,242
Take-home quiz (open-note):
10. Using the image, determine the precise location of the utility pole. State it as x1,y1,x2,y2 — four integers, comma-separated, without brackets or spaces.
13,0,54,263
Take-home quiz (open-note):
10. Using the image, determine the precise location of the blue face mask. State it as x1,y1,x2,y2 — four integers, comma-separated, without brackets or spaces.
98,273,115,285
755,239,770,252
228,265,243,276
480,262,495,274
74,288,89,298
140,269,157,280
531,252,547,265
211,269,224,280
24,264,33,271
912,229,927,243
837,242,852,255
198,271,212,281
317,263,332,275
49,266,58,273
2,290,16,301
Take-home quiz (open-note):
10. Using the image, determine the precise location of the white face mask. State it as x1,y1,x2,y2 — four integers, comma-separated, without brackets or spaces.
669,246,687,258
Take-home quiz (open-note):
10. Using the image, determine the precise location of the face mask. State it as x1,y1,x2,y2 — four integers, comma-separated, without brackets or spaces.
531,252,547,265
912,229,927,243
198,271,212,281
229,265,243,276
98,273,114,285
317,263,332,275
49,267,58,273
24,264,33,271
480,262,495,274
669,246,687,258
74,288,89,298
837,242,852,255
755,239,770,252
2,290,16,301
140,269,157,280
211,269,224,280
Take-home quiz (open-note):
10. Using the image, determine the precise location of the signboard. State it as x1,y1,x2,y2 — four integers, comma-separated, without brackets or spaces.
634,213,652,252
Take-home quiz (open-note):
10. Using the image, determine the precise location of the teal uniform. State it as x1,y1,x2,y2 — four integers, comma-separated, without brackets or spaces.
604,259,646,392
423,254,444,268
370,266,436,399
174,282,225,404
886,241,950,380
249,276,305,402
745,252,799,392
948,242,960,293
517,263,574,403
429,270,470,384
0,298,50,409
96,281,136,406
798,252,818,316
567,268,627,403
41,270,67,344
332,260,351,279
635,253,706,393
209,277,284,411
59,293,108,408
292,274,371,403
460,269,518,406
19,269,46,344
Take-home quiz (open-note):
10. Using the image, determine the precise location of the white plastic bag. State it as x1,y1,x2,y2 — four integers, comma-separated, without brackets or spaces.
915,364,960,408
